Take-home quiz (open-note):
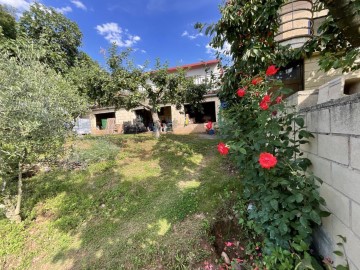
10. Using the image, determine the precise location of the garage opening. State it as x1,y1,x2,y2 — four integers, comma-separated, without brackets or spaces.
184,101,216,124
95,112,115,130
158,106,172,122
158,106,173,131
134,109,153,129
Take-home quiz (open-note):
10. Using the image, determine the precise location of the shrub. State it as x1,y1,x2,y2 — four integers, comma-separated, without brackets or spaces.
217,67,328,260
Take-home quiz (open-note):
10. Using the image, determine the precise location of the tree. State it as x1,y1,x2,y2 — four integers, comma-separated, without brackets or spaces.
0,5,16,40
18,3,82,73
67,52,111,105
100,45,208,138
321,0,360,47
0,44,86,222
308,0,360,72
198,0,359,77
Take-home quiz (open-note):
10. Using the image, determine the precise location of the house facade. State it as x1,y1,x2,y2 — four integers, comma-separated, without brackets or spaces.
89,59,221,135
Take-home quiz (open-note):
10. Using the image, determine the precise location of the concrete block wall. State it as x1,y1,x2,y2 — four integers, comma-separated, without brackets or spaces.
115,109,136,126
171,105,184,129
296,93,360,269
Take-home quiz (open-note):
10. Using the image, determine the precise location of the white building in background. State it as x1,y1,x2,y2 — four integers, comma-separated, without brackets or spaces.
89,59,222,135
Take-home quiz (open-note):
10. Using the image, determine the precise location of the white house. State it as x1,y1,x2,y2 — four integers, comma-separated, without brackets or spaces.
89,59,222,135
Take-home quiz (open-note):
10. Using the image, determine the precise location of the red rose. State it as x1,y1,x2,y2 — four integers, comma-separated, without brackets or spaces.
259,100,269,110
272,111,278,116
259,152,277,169
263,95,271,103
217,142,230,155
259,95,271,110
251,77,263,85
276,96,282,104
206,121,213,130
237,87,246,97
266,65,279,76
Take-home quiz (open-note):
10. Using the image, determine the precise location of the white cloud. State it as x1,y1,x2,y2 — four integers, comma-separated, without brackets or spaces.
181,30,204,40
0,0,32,11
141,49,147,53
138,64,144,69
206,42,231,56
96,22,141,48
71,0,87,10
55,6,72,14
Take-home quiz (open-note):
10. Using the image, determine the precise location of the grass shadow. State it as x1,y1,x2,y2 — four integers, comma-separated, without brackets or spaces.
1,133,241,270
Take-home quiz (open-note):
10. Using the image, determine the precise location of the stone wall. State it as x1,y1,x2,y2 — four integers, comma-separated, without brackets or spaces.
288,80,360,269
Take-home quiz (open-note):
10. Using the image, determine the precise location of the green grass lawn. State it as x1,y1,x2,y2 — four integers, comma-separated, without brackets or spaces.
1,134,240,270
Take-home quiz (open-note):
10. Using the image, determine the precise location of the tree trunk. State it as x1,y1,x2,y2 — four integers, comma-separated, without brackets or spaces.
321,0,360,47
1,178,6,192
151,109,161,139
14,161,22,221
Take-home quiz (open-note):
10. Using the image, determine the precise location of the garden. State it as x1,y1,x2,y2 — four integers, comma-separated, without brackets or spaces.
1,134,242,269
1,0,359,269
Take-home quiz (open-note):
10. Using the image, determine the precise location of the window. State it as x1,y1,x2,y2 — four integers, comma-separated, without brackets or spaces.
275,60,304,94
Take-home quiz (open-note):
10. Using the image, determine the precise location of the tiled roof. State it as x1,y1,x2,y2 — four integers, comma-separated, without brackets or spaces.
167,59,219,73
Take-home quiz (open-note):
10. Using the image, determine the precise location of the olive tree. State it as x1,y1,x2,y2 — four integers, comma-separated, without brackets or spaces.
0,46,86,222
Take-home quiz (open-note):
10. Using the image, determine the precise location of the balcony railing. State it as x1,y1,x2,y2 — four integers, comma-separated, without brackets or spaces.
139,73,221,93
189,73,221,92
275,0,313,48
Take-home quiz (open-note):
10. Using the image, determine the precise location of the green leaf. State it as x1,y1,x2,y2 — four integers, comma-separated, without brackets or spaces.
294,117,305,128
279,87,294,95
279,222,288,235
295,193,304,203
333,250,343,256
320,210,331,217
292,243,303,252
336,265,349,270
337,235,347,243
270,199,278,211
300,216,308,227
299,130,315,139
239,148,247,154
310,210,321,225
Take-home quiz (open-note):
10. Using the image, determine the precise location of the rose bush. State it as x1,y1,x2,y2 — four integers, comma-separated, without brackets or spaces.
217,66,328,267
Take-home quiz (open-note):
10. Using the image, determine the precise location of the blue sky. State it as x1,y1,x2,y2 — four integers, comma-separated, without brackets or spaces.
1,0,223,69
